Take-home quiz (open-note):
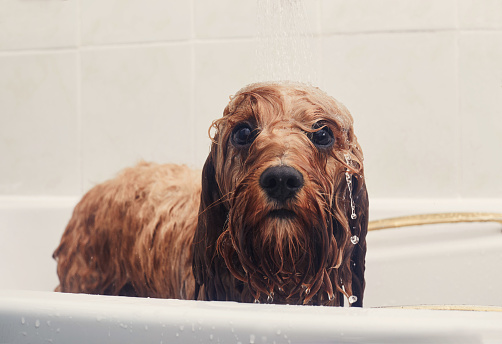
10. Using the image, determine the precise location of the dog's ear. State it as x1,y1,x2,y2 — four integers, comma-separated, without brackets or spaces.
348,173,369,307
192,149,230,301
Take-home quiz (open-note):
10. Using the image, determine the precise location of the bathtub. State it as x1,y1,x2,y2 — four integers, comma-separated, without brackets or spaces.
1,197,502,342
1,290,502,343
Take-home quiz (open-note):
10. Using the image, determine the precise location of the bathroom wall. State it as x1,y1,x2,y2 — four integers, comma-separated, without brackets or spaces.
1,0,501,199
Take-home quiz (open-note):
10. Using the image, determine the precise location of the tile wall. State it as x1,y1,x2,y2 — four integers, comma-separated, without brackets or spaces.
1,0,501,199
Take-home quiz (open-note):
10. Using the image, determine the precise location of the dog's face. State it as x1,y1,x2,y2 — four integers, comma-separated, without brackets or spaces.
193,82,368,306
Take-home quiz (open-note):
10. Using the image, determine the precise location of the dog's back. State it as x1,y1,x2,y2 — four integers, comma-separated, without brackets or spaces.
53,162,201,299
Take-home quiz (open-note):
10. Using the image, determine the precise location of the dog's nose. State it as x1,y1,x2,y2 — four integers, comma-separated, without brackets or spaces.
259,166,304,202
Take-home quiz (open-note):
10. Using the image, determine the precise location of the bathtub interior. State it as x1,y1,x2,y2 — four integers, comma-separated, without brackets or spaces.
1,197,501,307
0,197,78,292
1,197,502,342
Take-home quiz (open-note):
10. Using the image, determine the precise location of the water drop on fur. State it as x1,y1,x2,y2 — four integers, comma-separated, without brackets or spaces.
350,235,359,245
348,295,358,304
344,154,357,220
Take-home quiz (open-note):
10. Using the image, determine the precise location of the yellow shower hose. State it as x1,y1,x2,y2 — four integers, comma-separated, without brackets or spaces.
368,212,502,231
382,305,502,312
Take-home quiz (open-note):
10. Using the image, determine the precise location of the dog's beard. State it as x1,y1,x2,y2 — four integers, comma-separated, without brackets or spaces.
218,182,343,304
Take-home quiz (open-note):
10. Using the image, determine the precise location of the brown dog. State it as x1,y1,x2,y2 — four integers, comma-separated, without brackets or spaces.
53,82,369,306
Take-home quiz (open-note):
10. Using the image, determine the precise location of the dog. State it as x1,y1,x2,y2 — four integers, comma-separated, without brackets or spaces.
53,82,369,306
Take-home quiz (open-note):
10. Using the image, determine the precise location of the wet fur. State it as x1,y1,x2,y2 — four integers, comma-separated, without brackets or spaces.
54,82,369,306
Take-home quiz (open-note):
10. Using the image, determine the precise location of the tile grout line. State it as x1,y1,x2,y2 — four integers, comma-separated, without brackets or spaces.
319,27,502,38
76,0,84,196
455,0,462,199
317,0,323,89
190,0,197,167
2,29,499,58
0,37,256,56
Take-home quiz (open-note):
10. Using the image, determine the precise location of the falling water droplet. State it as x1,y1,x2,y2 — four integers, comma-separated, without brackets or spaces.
344,154,357,220
35,319,40,328
267,293,274,303
305,288,310,295
250,334,256,343
348,295,358,304
350,235,359,245
21,317,25,325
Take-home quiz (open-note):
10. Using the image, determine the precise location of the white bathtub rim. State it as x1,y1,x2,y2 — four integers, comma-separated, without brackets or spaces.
0,196,79,209
1,290,501,344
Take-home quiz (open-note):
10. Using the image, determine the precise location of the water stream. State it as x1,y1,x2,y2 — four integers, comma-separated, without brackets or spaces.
255,0,318,85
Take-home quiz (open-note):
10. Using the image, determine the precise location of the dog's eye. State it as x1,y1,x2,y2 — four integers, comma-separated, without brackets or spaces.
231,123,256,147
310,124,335,148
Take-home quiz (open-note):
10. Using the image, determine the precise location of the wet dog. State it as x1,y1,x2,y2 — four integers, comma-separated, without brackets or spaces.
53,82,369,306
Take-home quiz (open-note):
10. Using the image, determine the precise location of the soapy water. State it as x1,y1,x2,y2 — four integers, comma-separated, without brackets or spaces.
255,0,318,85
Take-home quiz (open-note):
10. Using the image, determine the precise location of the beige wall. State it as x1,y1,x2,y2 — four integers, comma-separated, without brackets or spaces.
1,0,501,199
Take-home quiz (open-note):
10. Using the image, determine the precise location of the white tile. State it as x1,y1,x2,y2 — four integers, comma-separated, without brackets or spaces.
81,44,192,190
193,40,258,166
322,32,458,198
0,0,77,50
458,0,502,29
0,53,79,195
194,0,321,39
81,0,191,45
321,0,456,33
194,0,257,38
459,33,502,197
256,0,321,36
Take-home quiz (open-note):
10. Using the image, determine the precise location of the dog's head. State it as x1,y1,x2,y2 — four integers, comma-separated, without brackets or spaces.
193,82,368,306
